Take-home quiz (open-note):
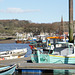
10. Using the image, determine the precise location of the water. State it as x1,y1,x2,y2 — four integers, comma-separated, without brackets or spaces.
0,43,32,57
14,69,75,75
0,43,75,75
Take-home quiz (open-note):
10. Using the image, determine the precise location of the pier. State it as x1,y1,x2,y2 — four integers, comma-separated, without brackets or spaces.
0,57,75,73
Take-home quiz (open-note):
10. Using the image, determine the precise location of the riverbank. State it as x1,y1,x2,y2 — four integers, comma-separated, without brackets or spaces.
0,39,15,43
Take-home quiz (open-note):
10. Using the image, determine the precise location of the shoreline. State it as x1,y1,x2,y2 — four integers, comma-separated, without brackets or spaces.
0,39,15,44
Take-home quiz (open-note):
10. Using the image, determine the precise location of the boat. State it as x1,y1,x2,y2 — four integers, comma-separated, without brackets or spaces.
0,64,16,75
15,39,23,43
31,42,75,64
15,38,28,44
29,41,46,49
0,48,27,60
29,36,64,50
15,32,28,44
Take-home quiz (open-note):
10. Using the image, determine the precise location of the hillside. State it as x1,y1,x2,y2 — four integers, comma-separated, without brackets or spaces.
0,19,74,36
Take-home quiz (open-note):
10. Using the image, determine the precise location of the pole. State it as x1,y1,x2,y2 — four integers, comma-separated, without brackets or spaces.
69,0,73,43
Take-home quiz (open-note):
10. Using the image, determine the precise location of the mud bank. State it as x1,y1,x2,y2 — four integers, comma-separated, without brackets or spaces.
0,39,15,43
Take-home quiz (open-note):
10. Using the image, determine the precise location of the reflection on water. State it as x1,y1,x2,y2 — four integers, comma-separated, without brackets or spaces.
53,69,75,75
14,69,75,75
15,72,53,75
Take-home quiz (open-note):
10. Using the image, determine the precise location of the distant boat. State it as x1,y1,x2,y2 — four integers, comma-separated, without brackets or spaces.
31,42,75,64
0,48,27,60
15,38,27,44
15,40,23,43
0,64,16,75
15,39,31,44
15,32,28,44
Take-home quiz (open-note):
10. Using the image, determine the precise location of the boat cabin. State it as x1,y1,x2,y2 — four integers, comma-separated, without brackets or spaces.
32,42,74,56
32,47,53,54
53,42,74,56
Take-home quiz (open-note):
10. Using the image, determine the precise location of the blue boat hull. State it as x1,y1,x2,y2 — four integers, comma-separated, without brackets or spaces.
31,53,75,64
0,64,16,75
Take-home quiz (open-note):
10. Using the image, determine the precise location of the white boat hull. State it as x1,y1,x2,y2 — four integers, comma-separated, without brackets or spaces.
0,48,27,60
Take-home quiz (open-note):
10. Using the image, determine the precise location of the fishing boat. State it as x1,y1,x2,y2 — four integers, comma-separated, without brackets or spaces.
29,36,64,50
0,64,16,75
15,38,28,44
29,41,46,49
15,39,24,43
15,32,34,44
29,35,47,48
0,48,27,60
31,42,75,64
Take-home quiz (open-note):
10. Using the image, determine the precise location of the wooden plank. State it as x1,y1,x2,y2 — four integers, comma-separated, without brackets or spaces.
0,57,30,66
0,57,75,70
18,63,75,70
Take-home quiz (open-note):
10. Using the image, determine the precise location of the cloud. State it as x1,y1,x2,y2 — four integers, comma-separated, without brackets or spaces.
0,0,3,2
6,8,24,13
0,8,40,13
0,0,3,1
0,0,4,2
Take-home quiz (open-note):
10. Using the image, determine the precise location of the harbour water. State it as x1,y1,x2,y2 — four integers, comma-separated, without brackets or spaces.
15,69,75,75
0,43,32,57
0,43,75,75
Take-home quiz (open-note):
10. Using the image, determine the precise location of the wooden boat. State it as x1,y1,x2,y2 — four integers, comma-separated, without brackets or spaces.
15,39,31,44
0,64,16,75
31,42,75,64
15,40,23,43
15,39,27,44
0,48,27,60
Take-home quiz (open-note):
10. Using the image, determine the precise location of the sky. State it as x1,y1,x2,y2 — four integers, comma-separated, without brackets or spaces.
0,0,75,23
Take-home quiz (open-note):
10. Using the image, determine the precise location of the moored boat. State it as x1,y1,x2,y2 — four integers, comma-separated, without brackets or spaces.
0,48,27,60
31,42,75,64
0,64,16,75
15,40,23,43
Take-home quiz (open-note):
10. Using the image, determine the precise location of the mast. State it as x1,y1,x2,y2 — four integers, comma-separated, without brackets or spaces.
61,16,64,35
69,0,73,43
59,16,63,35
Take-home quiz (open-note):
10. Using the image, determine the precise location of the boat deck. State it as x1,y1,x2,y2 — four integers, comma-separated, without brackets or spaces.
0,57,75,70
